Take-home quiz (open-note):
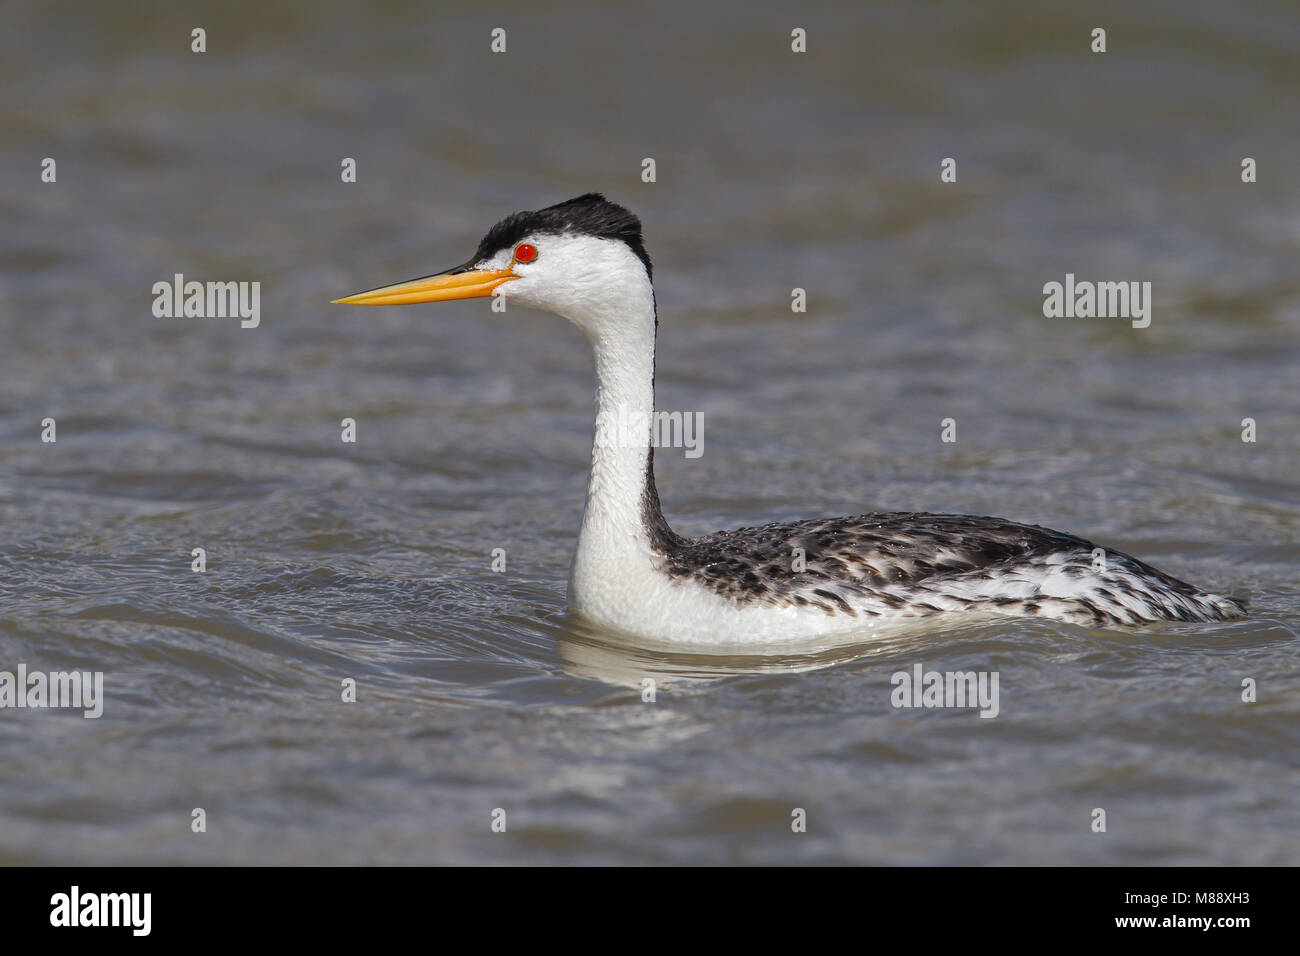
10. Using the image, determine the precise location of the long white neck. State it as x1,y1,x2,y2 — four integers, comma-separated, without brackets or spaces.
565,270,676,604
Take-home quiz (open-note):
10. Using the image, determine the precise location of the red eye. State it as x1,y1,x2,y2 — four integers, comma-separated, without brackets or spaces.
513,243,538,263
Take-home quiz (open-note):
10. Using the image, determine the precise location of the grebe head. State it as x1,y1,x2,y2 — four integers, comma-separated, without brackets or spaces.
333,193,654,340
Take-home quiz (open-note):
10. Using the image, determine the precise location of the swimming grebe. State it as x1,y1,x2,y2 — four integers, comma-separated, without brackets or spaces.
334,194,1245,644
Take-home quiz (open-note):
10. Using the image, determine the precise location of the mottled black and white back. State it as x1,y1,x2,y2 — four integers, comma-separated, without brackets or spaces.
653,511,1246,628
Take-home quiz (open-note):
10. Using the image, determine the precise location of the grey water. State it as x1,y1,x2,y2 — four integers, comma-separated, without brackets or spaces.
1,0,1297,865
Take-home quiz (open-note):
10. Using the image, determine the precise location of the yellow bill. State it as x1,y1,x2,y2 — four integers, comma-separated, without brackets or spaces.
332,268,516,306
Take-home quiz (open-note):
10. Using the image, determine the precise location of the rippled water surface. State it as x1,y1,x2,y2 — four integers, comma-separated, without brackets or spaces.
1,0,1298,864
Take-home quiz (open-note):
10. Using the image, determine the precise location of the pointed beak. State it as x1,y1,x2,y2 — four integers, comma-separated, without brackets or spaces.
332,266,517,306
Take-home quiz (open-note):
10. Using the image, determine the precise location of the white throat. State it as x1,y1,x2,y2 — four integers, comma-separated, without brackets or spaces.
562,263,664,603
487,230,675,613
